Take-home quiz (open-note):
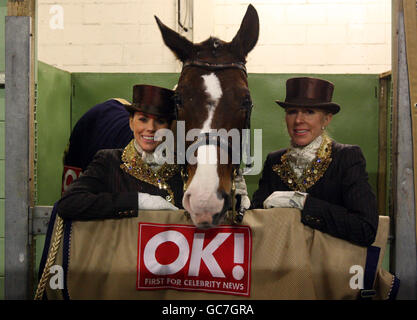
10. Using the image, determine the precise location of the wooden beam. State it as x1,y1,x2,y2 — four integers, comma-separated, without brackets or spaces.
379,71,392,79
7,0,35,18
6,0,37,298
404,0,417,246
391,0,400,276
7,0,36,208
377,74,390,217
5,16,31,300
391,0,417,299
390,0,399,282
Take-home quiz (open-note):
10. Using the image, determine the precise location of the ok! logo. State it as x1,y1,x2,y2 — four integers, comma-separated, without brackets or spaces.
137,223,252,296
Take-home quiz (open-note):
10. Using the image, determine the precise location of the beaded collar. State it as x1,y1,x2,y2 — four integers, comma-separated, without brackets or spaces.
272,134,333,192
120,139,180,203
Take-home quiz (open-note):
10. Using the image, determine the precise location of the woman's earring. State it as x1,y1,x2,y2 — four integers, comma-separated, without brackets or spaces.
321,126,326,130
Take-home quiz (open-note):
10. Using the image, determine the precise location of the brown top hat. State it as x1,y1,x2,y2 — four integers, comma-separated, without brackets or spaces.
275,77,340,114
124,84,176,119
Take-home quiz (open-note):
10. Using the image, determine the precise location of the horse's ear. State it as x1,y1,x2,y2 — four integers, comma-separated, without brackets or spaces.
230,4,259,60
155,16,194,62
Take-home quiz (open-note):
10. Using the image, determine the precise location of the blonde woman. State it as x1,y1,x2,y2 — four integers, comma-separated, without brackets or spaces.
252,77,378,247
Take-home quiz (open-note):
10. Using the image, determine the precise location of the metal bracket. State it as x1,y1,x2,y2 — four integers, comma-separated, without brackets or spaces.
30,206,53,235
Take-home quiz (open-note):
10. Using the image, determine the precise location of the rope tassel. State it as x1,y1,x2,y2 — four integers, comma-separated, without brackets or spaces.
34,216,64,300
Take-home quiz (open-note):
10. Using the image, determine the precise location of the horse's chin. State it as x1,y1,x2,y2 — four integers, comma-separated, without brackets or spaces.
189,212,222,229
193,214,224,229
195,221,214,230
189,193,230,229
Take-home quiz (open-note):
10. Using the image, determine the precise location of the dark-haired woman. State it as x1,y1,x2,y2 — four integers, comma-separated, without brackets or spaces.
57,84,184,220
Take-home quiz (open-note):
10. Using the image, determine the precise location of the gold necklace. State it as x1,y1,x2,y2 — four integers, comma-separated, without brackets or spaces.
272,135,333,192
120,140,180,203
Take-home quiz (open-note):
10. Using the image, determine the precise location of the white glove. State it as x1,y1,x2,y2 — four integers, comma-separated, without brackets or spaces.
138,193,179,210
234,169,251,211
263,191,308,210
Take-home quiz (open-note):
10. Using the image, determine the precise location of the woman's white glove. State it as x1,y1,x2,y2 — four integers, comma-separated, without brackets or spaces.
138,192,179,210
263,191,308,210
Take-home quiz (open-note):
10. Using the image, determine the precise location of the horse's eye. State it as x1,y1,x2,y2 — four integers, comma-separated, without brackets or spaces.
173,93,183,108
241,96,253,110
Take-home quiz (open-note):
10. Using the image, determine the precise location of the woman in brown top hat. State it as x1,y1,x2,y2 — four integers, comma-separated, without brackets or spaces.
57,84,184,220
252,77,378,247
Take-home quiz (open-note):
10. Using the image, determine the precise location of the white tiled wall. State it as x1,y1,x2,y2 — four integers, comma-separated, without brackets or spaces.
37,0,391,74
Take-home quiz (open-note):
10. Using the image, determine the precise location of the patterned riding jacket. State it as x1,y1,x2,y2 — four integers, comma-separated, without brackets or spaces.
251,137,378,247
57,140,184,220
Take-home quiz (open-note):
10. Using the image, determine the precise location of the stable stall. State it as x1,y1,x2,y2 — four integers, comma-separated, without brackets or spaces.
3,0,417,300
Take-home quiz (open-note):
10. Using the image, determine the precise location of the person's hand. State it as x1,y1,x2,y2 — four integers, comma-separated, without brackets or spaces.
138,193,179,210
263,191,307,209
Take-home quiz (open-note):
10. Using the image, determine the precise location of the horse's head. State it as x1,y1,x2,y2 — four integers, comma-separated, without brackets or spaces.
156,5,259,228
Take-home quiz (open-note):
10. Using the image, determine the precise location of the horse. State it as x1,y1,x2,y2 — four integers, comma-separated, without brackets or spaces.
155,4,259,228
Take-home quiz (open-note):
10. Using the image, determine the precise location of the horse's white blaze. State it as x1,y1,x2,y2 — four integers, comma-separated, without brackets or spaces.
202,73,222,104
198,72,222,166
182,73,225,221
201,73,222,133
199,72,222,167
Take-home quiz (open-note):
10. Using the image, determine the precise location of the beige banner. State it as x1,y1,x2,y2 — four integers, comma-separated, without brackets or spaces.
42,209,395,300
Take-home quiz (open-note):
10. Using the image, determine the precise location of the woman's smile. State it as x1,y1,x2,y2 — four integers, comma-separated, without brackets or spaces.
141,135,155,141
293,129,309,135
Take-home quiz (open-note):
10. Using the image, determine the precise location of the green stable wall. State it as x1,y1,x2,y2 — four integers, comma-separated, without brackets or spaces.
36,62,72,206
31,63,385,292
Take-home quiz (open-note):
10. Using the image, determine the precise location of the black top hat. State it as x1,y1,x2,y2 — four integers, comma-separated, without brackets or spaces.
275,77,340,114
124,84,176,118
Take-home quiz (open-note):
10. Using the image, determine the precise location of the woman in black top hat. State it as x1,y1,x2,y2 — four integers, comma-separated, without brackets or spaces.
57,84,184,220
252,77,378,247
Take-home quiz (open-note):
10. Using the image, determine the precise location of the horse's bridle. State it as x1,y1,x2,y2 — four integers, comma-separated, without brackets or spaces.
175,59,253,172
182,60,248,77
174,59,253,223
